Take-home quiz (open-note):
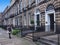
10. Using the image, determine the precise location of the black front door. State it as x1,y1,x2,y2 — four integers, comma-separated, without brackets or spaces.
36,14,40,26
50,14,54,31
36,14,40,31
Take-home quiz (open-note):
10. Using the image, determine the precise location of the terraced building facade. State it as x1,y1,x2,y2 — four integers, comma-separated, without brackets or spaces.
3,0,60,32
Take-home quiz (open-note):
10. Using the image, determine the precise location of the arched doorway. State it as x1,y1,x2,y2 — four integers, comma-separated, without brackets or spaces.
45,4,56,32
34,8,41,30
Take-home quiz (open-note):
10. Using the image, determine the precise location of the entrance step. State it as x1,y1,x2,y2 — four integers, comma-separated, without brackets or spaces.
23,32,55,42
23,33,33,41
39,38,57,45
37,35,59,45
34,32,55,38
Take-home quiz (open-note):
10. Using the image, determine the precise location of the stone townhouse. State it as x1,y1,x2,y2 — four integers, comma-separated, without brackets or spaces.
20,0,60,33
3,0,60,32
3,0,22,27
0,13,3,26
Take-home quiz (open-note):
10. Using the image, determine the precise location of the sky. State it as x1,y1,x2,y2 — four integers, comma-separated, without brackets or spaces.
0,0,10,12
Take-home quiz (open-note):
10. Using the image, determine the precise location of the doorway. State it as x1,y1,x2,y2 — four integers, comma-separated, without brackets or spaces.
45,10,55,32
49,13,54,32
34,13,40,30
36,14,40,26
45,4,56,32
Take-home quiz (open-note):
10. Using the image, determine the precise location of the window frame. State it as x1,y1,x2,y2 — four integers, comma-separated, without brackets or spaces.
28,0,32,7
19,0,22,12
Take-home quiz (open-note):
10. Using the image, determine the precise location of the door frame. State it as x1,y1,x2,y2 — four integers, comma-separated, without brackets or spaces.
34,12,40,30
45,10,56,32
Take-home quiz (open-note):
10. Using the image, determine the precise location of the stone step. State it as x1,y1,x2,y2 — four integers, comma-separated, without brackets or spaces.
23,33,33,41
23,36,33,41
34,32,55,37
27,33,33,36
41,38,57,44
37,37,58,45
25,35,33,39
39,39,56,45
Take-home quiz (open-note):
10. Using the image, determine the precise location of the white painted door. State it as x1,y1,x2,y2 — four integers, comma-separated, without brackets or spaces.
45,13,50,32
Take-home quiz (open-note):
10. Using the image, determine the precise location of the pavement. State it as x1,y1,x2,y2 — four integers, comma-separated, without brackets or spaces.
0,28,36,45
